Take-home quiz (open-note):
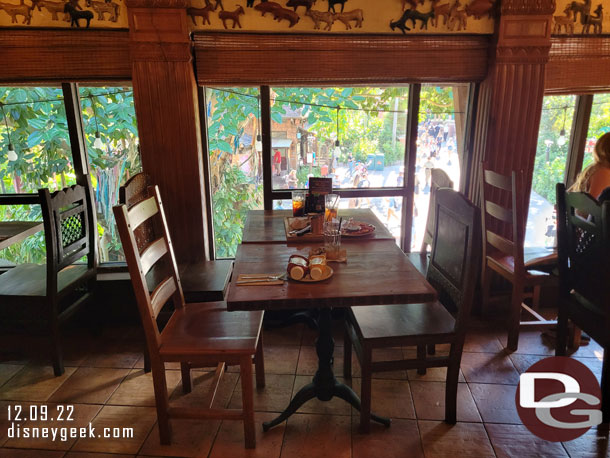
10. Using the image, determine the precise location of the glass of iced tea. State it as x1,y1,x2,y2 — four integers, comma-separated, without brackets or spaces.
292,190,306,217
323,221,341,258
325,193,339,222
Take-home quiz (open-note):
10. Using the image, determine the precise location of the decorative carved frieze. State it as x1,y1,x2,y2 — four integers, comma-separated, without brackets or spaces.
125,0,187,9
501,0,556,15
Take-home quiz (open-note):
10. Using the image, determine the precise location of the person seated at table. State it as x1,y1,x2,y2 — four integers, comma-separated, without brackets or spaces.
570,132,610,198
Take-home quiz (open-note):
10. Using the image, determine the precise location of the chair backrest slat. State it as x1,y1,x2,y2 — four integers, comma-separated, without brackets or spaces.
426,188,480,333
128,196,159,231
140,237,168,277
113,185,186,352
485,200,512,224
483,168,512,191
486,231,514,255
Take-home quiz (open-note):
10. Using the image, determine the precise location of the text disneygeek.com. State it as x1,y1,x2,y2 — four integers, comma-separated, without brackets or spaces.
6,405,134,442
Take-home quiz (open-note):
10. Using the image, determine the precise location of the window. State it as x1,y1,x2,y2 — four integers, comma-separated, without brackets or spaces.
526,95,576,248
205,87,263,258
79,86,141,263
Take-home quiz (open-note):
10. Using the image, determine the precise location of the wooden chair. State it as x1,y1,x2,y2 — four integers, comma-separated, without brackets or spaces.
344,188,480,432
480,164,556,351
421,168,454,252
113,185,264,448
120,173,233,303
0,184,97,376
556,183,609,423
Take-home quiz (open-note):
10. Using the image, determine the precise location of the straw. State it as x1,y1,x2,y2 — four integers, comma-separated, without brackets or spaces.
339,217,343,231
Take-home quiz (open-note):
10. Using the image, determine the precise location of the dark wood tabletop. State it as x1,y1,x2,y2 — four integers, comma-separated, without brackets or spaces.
241,209,395,244
0,221,44,251
226,241,437,311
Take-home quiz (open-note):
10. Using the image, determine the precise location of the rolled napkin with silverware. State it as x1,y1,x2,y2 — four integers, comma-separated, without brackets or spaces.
236,273,286,285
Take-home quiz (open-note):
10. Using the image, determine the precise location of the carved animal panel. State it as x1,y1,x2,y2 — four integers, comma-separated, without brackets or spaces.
390,7,434,33
402,0,424,10
272,6,299,26
431,0,450,27
553,5,574,34
218,5,244,28
64,2,93,27
86,0,119,21
464,0,494,20
566,0,591,25
187,4,214,25
327,0,346,13
447,0,467,31
286,0,315,12
333,8,363,29
32,0,69,21
583,4,602,34
254,0,281,16
306,8,333,29
0,1,33,24
246,0,266,6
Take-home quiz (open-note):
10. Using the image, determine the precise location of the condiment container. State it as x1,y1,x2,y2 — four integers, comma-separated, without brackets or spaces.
287,254,309,280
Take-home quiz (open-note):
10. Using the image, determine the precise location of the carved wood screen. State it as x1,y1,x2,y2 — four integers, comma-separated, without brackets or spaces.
192,33,491,86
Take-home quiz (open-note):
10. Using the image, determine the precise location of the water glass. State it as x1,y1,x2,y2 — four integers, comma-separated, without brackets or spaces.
325,193,340,222
324,221,341,258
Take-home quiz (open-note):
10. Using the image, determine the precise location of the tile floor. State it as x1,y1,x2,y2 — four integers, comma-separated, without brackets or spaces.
0,319,607,458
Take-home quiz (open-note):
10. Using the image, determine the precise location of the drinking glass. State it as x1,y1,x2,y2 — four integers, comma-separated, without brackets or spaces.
292,190,306,217
325,193,340,222
324,221,341,258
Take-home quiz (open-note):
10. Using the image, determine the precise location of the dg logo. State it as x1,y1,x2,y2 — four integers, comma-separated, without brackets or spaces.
516,356,602,442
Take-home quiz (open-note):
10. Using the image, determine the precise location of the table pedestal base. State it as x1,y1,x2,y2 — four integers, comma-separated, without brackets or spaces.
262,307,391,432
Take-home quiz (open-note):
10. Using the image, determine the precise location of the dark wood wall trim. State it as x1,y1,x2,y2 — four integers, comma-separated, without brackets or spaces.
0,28,131,83
193,33,491,86
546,37,610,94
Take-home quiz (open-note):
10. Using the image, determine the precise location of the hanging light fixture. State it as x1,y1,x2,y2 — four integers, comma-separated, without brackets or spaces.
335,106,341,147
557,106,568,147
255,96,262,152
90,95,104,149
1,104,17,162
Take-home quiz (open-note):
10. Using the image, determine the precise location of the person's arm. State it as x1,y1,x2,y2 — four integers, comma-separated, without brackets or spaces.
588,167,610,198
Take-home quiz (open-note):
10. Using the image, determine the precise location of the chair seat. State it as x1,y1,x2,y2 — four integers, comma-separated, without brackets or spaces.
488,254,552,281
0,263,92,298
179,260,233,303
160,301,263,359
350,302,455,342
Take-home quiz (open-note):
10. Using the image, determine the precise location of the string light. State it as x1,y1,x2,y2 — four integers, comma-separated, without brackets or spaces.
557,106,568,147
255,95,262,152
90,95,104,149
1,104,17,162
335,106,341,147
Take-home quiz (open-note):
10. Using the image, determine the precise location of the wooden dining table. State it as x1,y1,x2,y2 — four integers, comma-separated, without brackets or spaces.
0,221,44,251
226,208,437,431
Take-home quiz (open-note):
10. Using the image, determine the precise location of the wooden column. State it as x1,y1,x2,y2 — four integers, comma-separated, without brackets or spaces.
126,0,209,263
469,0,555,225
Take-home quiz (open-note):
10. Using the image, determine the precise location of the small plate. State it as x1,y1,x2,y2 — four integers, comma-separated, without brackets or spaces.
291,265,334,282
342,222,375,237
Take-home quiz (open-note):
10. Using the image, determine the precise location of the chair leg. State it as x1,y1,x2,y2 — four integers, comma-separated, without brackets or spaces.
151,363,172,445
143,347,152,373
240,355,256,449
555,304,568,357
254,333,265,389
180,362,191,394
343,324,352,379
417,345,427,375
49,303,64,377
602,351,609,424
359,347,372,433
506,282,523,352
481,264,492,316
444,345,461,424
427,344,436,355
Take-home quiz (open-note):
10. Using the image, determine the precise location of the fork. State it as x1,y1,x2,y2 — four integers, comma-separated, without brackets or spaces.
236,273,286,284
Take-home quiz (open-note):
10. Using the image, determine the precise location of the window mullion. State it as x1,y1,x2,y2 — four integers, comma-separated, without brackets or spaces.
402,84,420,252
565,94,593,188
261,85,272,210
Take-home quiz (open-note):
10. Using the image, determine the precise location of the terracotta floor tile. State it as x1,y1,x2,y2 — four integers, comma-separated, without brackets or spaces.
574,357,604,385
508,353,545,374
208,411,285,458
0,449,64,457
0,401,36,446
562,425,610,458
82,341,141,369
71,405,157,454
461,352,520,385
486,423,568,457
133,357,180,371
0,364,23,387
4,403,102,451
229,373,294,413
469,383,521,424
0,365,76,402
568,339,605,359
280,414,351,458
407,366,466,382
263,324,304,346
497,330,556,356
138,418,220,457
107,369,182,407
292,375,352,416
48,367,130,404
463,332,504,353
65,453,134,458
352,417,424,458
172,370,239,410
410,381,481,422
296,345,344,377
417,420,495,457
351,377,416,420
260,345,300,375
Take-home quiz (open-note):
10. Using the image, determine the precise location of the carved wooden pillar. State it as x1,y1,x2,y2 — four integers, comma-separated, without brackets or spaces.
126,0,209,263
469,0,555,226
